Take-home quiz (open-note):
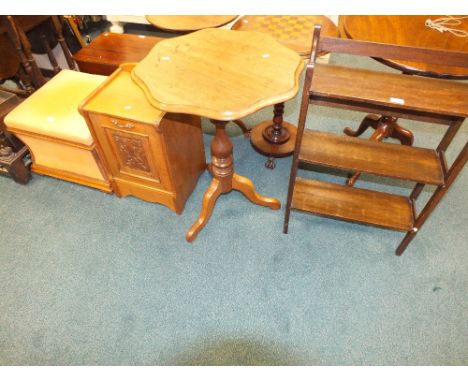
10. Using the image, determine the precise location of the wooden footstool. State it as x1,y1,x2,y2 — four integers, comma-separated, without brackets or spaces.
232,15,340,168
4,70,112,192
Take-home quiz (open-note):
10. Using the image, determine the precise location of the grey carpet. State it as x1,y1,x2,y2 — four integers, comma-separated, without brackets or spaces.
0,52,467,365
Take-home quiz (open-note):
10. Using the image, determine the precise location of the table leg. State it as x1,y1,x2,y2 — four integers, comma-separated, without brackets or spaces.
231,119,250,137
232,173,280,208
345,115,414,186
185,178,222,241
250,102,297,169
186,119,281,242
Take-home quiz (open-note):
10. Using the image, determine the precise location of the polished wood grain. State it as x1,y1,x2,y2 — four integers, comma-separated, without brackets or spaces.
131,28,304,121
232,15,339,57
311,63,468,119
292,177,414,231
73,32,165,75
299,130,444,185
145,15,237,32
342,15,468,78
80,64,206,214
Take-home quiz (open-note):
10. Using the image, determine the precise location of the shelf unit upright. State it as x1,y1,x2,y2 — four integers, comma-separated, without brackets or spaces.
284,25,468,256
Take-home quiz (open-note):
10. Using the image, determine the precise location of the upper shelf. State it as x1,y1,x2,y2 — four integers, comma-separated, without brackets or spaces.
311,64,468,119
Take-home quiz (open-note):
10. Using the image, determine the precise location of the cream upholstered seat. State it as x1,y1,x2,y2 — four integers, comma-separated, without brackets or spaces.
4,70,112,192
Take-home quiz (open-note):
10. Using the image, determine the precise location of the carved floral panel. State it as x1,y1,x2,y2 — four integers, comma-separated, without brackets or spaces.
112,133,151,173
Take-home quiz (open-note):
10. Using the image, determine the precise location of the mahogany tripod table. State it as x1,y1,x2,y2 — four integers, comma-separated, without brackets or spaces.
232,15,339,168
131,28,304,241
342,15,468,185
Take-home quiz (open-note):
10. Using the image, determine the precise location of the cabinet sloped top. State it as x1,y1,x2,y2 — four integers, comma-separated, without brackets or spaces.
131,28,304,121
81,64,166,125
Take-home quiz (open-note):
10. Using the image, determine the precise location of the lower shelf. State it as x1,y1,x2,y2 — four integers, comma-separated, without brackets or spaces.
291,177,414,231
298,130,444,185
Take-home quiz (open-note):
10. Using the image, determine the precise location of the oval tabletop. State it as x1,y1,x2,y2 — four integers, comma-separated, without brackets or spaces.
131,28,304,121
145,15,238,32
342,15,468,78
232,15,339,57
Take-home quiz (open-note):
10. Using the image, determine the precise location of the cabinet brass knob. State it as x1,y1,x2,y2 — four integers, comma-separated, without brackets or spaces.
111,119,134,129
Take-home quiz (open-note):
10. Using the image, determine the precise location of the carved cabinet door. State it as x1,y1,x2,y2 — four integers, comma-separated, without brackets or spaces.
89,114,172,191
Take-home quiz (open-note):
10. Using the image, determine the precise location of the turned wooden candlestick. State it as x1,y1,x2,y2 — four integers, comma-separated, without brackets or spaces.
232,15,341,169
250,102,297,168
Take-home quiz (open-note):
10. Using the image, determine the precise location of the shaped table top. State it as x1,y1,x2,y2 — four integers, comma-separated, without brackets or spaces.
145,15,238,32
342,15,468,78
131,28,304,121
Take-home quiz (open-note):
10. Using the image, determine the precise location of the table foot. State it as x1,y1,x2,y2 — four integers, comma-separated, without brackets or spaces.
186,178,222,242
186,173,280,242
265,157,276,169
392,123,414,146
344,114,381,137
232,173,281,210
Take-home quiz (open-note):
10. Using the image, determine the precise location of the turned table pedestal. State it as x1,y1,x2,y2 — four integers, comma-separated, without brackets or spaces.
131,28,304,241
